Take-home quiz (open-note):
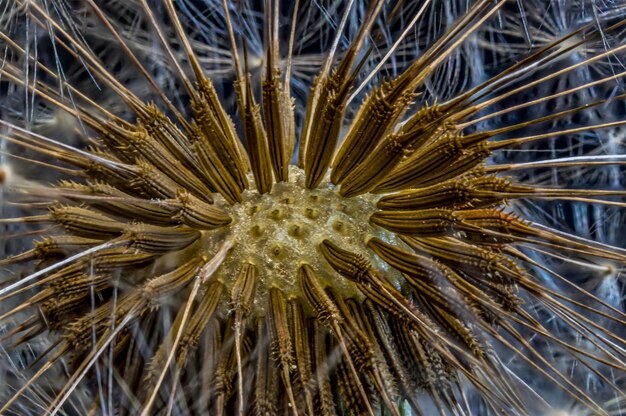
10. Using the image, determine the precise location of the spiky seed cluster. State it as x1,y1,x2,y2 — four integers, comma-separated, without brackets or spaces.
1,1,626,415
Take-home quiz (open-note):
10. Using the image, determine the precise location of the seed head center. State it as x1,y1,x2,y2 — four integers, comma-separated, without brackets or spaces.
206,166,393,305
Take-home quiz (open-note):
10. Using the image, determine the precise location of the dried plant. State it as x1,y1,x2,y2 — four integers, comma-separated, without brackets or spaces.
1,1,626,415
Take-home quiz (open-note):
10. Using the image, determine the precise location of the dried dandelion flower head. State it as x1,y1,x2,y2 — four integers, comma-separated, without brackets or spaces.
1,0,626,415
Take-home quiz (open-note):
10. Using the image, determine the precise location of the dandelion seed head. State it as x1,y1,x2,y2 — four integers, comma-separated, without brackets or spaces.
1,0,626,415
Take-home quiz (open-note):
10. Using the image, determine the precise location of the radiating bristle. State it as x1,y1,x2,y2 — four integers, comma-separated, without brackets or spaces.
1,1,626,415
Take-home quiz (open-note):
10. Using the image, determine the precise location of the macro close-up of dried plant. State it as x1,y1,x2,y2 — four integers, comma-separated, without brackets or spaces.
1,0,626,415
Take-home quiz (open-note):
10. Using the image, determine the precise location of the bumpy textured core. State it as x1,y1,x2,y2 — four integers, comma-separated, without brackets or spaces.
211,166,394,304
